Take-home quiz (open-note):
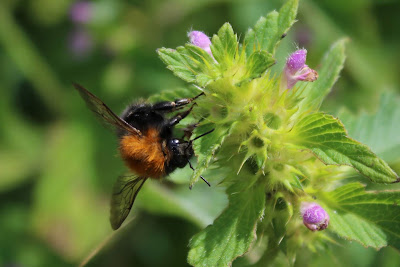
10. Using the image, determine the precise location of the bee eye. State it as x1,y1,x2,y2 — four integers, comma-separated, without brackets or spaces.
168,139,180,151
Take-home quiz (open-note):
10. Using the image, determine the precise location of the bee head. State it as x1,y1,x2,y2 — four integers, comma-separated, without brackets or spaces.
167,139,194,168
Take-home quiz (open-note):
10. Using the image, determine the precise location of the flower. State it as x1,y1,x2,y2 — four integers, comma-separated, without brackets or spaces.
283,49,318,89
70,1,93,24
188,31,212,56
300,202,329,231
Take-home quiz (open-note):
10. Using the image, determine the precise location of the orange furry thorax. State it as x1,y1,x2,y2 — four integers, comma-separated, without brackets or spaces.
119,128,169,178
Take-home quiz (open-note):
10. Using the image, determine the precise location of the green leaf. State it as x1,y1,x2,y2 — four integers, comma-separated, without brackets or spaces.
338,92,400,164
291,112,399,183
210,22,238,71
157,44,219,86
244,0,298,56
157,48,196,83
178,44,220,86
237,51,275,85
298,39,347,112
326,183,400,249
188,179,266,267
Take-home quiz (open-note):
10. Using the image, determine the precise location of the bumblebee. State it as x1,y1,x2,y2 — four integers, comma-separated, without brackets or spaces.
73,84,212,230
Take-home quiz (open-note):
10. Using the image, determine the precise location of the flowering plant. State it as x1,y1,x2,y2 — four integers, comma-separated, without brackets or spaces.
154,0,400,265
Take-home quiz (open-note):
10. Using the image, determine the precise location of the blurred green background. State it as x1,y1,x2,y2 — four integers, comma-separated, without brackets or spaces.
1,0,400,266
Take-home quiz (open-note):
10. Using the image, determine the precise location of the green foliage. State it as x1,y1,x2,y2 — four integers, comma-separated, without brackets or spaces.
188,178,266,266
291,112,399,183
2,0,400,266
326,183,400,249
240,51,276,84
154,0,400,264
339,92,400,164
210,23,238,70
244,0,298,56
154,0,400,265
298,38,347,113
157,45,219,87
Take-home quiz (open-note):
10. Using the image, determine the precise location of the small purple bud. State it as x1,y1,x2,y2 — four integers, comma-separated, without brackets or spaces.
70,1,93,24
188,31,212,56
286,49,307,74
301,202,329,231
283,49,318,89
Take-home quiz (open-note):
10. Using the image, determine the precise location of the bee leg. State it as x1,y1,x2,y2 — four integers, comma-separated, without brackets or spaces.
153,92,204,113
181,118,206,139
167,104,196,127
181,123,198,139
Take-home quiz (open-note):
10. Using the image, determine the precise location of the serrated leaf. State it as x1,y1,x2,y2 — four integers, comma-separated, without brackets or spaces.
210,22,238,71
326,183,400,249
188,179,266,267
237,51,275,85
157,45,219,86
244,0,298,56
299,38,347,112
178,44,220,86
291,112,399,183
339,92,400,164
244,12,278,56
157,48,196,83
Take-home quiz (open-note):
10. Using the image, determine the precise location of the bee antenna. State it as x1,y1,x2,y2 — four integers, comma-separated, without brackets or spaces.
192,92,205,101
187,159,211,188
185,128,214,188
190,128,215,143
184,128,214,154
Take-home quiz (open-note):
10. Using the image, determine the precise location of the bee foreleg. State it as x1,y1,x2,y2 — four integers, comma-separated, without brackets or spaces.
152,92,204,113
168,104,196,127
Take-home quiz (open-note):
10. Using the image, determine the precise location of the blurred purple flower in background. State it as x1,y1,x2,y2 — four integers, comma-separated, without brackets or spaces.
70,1,93,24
68,2,95,59
295,25,313,48
68,28,93,58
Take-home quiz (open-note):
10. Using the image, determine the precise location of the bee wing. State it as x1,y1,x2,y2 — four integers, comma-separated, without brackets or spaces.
110,174,148,230
73,83,141,136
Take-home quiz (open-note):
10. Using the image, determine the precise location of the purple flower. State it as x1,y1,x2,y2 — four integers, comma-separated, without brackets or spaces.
188,31,212,56
283,49,318,89
70,1,93,24
300,202,329,231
